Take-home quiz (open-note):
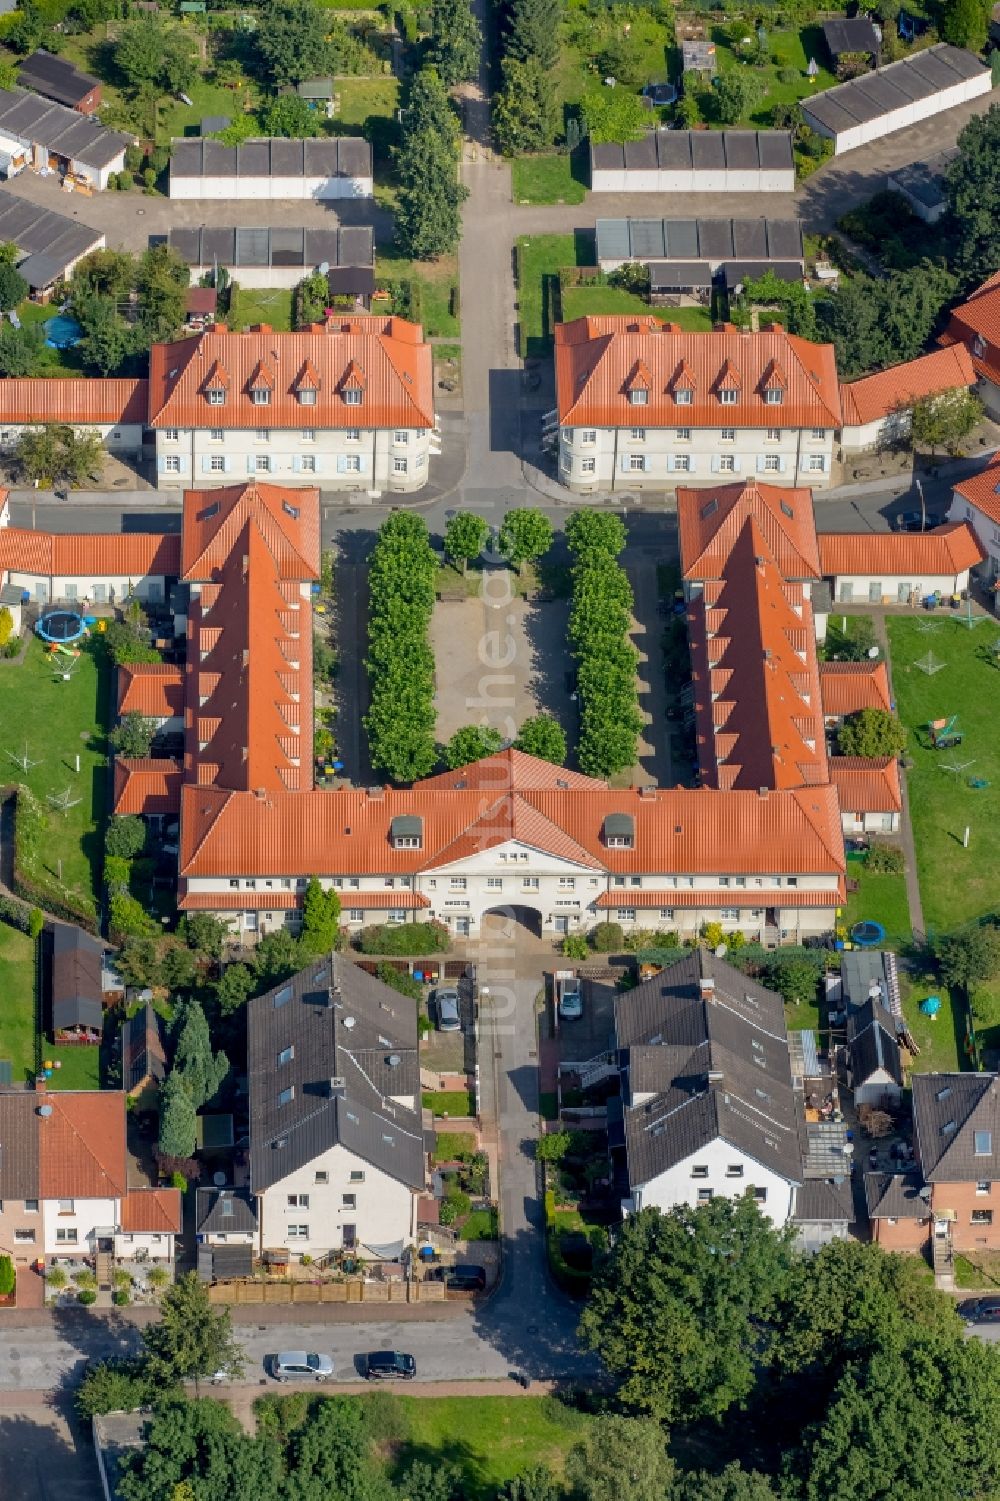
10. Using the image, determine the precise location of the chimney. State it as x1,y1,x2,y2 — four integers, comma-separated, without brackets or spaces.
328,1076,346,1099
699,978,715,1001
639,785,657,801
708,1069,724,1083
34,1076,47,1092
758,786,769,799
367,786,385,801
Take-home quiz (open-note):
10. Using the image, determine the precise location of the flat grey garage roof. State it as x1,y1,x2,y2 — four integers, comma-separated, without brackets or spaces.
0,187,102,286
802,43,988,134
169,135,371,179
595,216,803,267
592,130,794,178
0,86,129,169
168,223,374,270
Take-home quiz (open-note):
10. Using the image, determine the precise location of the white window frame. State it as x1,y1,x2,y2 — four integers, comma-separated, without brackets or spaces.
343,454,361,473
719,388,738,405
164,455,181,474
255,454,271,473
300,455,317,473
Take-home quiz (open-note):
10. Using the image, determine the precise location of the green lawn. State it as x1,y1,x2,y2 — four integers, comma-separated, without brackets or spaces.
0,637,110,923
844,860,911,952
516,234,577,358
0,924,36,1085
156,78,259,145
392,1396,589,1497
711,25,837,126
422,1089,476,1117
335,77,399,127
375,257,460,338
886,616,1000,931
511,153,587,205
899,969,963,1075
229,287,294,333
560,286,713,328
0,926,101,1088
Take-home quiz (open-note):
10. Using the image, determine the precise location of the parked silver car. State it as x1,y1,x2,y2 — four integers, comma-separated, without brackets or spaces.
435,987,462,1032
271,1351,334,1382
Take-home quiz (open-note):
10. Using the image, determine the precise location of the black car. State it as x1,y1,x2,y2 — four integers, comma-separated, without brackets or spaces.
443,1263,487,1292
365,1349,417,1380
895,510,944,533
957,1296,1000,1323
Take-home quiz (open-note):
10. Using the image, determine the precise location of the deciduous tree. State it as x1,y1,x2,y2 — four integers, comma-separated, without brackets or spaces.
117,1398,274,1501
948,108,1000,289
0,261,26,312
0,321,42,376
106,814,147,860
498,508,553,572
714,70,766,126
565,1413,674,1501
514,714,566,764
116,17,196,95
254,0,333,86
503,0,559,70
110,712,154,759
817,262,956,379
217,961,255,1015
444,511,489,574
837,707,907,759
179,913,226,960
427,0,482,85
300,877,342,956
494,56,560,155
935,922,1000,988
579,1199,797,1421
911,388,983,456
941,0,989,51
565,510,626,558
141,1276,245,1387
261,94,323,139
394,69,468,260
444,725,504,768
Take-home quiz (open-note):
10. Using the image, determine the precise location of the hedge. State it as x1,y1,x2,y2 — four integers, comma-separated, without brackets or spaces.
358,921,450,956
568,548,643,778
364,513,439,783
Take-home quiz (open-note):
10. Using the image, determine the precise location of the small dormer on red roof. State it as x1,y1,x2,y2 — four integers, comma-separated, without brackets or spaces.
715,358,742,407
624,359,652,408
761,358,788,407
294,359,321,408
339,358,367,407
669,358,697,405
202,360,230,407
248,359,275,392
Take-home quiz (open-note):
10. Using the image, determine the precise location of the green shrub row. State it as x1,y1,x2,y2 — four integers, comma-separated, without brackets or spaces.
568,550,643,779
364,513,439,783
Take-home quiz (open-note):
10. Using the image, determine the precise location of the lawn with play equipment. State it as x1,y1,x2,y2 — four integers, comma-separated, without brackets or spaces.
0,634,110,924
886,615,1000,932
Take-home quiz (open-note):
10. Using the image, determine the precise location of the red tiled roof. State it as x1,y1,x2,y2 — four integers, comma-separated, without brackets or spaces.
38,1091,127,1199
178,781,845,881
178,889,301,911
817,523,985,579
120,1187,182,1233
118,663,184,718
148,319,434,430
181,482,320,582
829,756,902,814
819,661,892,717
0,378,147,426
338,891,430,910
677,481,820,581
596,886,844,909
0,528,180,579
555,319,841,430
416,748,605,792
839,346,974,426
689,517,827,792
953,457,1000,525
940,274,1000,387
113,758,183,816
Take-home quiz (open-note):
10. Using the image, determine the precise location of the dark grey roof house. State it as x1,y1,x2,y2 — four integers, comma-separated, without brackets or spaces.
120,1001,167,1095
247,955,426,1259
48,923,104,1040
196,1186,258,1238
610,951,803,1222
847,997,903,1105
17,50,101,112
822,16,880,59
913,1073,1000,1182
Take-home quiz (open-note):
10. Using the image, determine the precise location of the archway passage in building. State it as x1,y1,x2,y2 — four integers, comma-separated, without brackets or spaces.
481,905,543,942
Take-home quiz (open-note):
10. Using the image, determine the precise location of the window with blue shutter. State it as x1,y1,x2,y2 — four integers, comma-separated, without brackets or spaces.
292,455,302,474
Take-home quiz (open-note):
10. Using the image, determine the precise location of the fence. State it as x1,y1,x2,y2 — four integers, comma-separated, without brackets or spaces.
207,1276,446,1305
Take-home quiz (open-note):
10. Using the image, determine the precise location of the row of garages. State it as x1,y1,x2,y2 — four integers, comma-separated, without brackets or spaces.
0,86,129,190
0,188,104,290
589,130,795,194
168,136,373,200
167,224,375,294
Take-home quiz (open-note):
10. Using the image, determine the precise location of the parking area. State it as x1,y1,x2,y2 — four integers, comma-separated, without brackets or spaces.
548,976,616,1066
422,976,477,1076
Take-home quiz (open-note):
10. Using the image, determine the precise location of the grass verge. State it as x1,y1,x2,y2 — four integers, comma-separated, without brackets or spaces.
511,152,587,205
843,859,912,951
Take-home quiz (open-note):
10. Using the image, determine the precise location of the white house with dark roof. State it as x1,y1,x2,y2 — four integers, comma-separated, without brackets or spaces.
247,954,427,1263
846,997,904,1107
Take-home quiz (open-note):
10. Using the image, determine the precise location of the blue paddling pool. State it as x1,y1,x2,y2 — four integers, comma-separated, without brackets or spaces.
43,314,82,350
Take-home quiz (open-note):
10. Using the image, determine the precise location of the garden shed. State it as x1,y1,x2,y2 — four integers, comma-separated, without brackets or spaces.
886,148,957,224
168,136,373,200
800,44,990,155
589,130,794,194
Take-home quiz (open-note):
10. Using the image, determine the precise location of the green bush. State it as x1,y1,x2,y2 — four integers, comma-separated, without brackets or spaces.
112,1288,131,1306
45,1265,66,1289
375,961,423,1000
364,513,438,782
77,1289,98,1306
0,1255,14,1296
359,922,449,955
561,934,589,960
570,550,642,778
590,922,624,953
75,1358,160,1421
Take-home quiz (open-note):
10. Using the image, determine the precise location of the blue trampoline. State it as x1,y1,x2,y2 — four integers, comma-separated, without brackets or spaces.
43,314,82,350
851,920,886,948
36,610,86,643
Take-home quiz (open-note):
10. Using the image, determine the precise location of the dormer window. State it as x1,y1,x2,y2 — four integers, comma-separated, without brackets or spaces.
294,359,320,405
719,388,738,405
252,388,271,407
764,388,783,406
974,335,986,358
299,387,317,406
390,814,423,850
207,388,225,406
343,387,362,406
629,387,649,406
603,812,634,849
674,387,693,405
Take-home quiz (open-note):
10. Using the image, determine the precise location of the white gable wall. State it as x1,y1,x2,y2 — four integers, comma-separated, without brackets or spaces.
259,1141,418,1260
628,1137,796,1227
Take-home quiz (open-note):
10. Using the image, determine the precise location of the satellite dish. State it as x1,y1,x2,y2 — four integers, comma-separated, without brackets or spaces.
343,1015,356,1029
37,1104,53,1117
318,261,329,275
714,944,728,958
868,645,881,658
386,1054,402,1068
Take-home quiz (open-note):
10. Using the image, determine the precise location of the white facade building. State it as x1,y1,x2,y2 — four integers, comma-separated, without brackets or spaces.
949,457,1000,586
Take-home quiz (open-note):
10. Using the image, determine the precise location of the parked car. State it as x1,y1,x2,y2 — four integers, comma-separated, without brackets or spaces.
557,972,584,1022
435,987,462,1032
957,1296,1000,1324
270,1351,334,1382
365,1349,417,1380
895,509,944,532
442,1263,487,1292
